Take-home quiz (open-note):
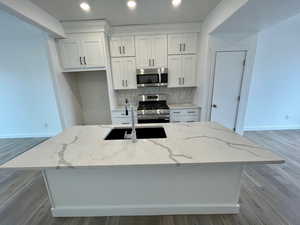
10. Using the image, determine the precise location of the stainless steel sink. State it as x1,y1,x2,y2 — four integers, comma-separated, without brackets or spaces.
104,127,167,140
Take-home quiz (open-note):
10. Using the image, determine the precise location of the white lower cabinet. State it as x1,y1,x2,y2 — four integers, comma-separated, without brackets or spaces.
170,108,200,123
111,110,137,125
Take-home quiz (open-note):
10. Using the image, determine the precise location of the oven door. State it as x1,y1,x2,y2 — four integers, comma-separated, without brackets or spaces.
137,74,160,87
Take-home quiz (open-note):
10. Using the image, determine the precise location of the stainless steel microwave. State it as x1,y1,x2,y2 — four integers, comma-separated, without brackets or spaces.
136,68,168,87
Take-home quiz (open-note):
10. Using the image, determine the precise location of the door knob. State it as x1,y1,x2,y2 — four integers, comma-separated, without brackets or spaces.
212,104,217,108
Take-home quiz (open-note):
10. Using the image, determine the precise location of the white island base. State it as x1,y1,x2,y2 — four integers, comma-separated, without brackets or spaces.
43,164,243,217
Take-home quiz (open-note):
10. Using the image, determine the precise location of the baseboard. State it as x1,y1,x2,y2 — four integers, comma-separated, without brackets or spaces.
0,132,57,138
51,204,240,217
244,124,300,131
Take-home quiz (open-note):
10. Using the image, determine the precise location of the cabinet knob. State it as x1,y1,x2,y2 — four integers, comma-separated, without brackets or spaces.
212,104,217,108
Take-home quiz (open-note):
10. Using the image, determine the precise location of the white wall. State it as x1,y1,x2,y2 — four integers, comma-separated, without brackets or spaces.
245,14,300,130
47,38,84,128
0,10,62,137
75,71,111,125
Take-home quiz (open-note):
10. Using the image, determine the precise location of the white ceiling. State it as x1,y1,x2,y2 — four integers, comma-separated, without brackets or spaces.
30,0,221,26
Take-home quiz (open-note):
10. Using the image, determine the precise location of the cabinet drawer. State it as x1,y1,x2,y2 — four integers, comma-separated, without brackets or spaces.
170,108,199,116
112,110,137,117
171,115,199,123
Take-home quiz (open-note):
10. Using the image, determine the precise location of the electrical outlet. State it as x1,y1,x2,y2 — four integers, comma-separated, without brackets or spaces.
285,115,290,120
44,123,49,128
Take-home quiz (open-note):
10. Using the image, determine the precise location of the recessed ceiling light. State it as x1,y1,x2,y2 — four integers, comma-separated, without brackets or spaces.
172,0,182,7
127,0,137,10
80,1,91,12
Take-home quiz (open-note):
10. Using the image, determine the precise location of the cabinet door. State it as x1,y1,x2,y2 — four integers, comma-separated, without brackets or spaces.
58,39,82,69
122,57,137,89
168,34,183,55
182,55,197,87
81,37,105,68
110,37,123,57
168,55,182,88
152,35,167,67
111,58,125,90
135,36,152,68
121,36,135,57
182,33,197,54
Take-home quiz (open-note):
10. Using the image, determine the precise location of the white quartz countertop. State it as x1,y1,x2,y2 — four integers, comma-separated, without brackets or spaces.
169,104,200,109
0,122,284,169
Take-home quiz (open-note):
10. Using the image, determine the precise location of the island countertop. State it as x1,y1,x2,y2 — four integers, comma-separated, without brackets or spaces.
0,122,284,169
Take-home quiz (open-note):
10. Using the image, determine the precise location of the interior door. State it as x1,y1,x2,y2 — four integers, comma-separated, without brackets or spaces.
182,54,197,87
58,39,82,69
152,35,167,68
168,55,182,88
210,51,246,130
82,38,105,68
135,36,152,68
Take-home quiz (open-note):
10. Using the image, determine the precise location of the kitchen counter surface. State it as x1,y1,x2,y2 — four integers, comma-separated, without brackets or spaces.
0,122,283,169
169,104,200,109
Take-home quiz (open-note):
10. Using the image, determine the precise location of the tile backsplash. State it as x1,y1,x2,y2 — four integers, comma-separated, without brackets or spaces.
115,87,196,105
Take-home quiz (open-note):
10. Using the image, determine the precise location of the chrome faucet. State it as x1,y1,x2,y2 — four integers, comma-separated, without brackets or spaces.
124,99,137,143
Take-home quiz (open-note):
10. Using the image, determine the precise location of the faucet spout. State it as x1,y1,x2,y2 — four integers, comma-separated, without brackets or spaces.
124,99,137,143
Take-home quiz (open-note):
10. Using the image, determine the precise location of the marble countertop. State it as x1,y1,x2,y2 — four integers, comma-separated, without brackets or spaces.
0,122,284,169
169,104,200,109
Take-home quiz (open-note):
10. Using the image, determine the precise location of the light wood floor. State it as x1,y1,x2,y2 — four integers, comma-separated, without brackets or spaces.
0,130,299,225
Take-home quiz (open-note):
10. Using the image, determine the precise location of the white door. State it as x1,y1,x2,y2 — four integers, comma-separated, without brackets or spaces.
182,54,197,87
110,37,122,57
122,57,137,89
210,51,246,130
121,36,135,57
58,39,82,69
168,34,183,55
135,36,152,68
168,55,182,88
182,33,197,54
82,38,105,68
111,58,125,90
152,35,167,67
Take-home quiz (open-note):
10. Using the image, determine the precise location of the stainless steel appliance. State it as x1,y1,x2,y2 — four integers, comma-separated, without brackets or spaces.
137,94,170,123
136,68,168,87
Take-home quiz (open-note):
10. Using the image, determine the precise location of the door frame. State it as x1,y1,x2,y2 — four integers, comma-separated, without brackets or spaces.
209,50,247,132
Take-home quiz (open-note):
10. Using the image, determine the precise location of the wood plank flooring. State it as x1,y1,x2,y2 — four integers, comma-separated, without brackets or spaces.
0,130,299,225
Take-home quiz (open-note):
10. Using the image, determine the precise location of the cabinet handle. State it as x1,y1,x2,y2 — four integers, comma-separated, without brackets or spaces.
183,77,185,85
79,57,82,65
83,57,87,65
149,59,151,67
122,80,124,87
179,44,182,52
125,80,128,87
123,46,125,54
152,59,155,66
119,46,122,54
183,43,186,52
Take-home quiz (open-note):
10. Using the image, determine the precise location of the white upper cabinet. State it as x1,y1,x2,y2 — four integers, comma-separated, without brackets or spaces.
110,36,135,57
168,33,198,55
58,33,106,71
58,39,82,69
135,35,167,68
168,54,197,88
111,57,137,90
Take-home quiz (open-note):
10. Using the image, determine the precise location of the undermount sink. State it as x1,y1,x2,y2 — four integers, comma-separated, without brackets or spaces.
104,127,167,140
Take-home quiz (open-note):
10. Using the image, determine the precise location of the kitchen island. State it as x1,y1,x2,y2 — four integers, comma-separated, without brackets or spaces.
0,122,284,217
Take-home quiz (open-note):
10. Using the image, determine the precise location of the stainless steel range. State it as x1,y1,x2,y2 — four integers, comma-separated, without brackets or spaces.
137,94,170,124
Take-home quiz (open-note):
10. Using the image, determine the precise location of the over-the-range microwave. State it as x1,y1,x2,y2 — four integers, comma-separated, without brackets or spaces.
136,68,168,87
